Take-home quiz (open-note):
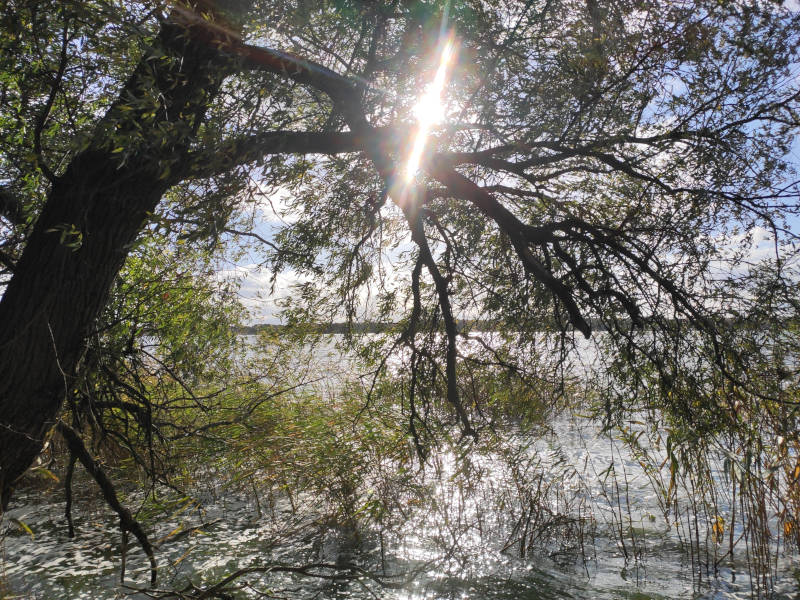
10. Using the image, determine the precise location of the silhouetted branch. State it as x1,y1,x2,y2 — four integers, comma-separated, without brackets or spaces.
57,422,158,586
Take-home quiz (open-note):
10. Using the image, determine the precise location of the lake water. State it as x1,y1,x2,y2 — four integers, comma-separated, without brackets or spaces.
2,335,799,599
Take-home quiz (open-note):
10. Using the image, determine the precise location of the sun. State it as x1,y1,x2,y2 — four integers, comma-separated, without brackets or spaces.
404,37,455,181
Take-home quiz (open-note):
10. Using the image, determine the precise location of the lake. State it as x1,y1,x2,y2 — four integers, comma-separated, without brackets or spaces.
2,334,799,599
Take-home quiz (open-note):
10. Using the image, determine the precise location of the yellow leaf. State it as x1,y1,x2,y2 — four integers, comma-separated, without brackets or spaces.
171,545,196,567
712,516,724,543
11,518,34,539
31,466,60,482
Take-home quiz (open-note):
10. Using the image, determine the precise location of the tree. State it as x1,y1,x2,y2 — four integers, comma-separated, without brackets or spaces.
1,0,799,512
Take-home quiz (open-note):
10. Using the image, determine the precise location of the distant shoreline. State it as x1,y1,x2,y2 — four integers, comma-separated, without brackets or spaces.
237,316,772,336
237,318,635,335
237,322,395,335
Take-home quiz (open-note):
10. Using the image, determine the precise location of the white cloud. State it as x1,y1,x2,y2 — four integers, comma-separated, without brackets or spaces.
250,181,299,225
216,263,307,323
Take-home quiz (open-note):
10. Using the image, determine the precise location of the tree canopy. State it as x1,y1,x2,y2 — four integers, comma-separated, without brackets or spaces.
1,0,800,548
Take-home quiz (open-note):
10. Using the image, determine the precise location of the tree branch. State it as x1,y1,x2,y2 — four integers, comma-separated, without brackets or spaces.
426,165,591,338
184,130,389,180
57,422,158,586
0,187,24,226
402,196,475,438
32,12,70,182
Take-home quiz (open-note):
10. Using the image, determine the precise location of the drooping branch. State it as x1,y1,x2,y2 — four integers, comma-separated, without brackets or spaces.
402,196,475,438
403,253,428,457
439,137,798,227
64,450,77,539
31,8,70,183
57,423,158,586
427,165,592,338
550,241,643,327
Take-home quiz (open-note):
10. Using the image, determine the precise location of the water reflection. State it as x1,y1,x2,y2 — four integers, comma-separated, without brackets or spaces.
2,335,799,599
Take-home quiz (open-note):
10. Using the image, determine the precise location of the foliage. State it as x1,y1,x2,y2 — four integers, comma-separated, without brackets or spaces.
2,0,799,430
68,232,246,479
1,0,800,596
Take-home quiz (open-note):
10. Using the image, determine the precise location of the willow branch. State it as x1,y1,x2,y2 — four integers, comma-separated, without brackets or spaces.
184,129,377,180
402,199,475,438
57,423,158,586
427,165,591,338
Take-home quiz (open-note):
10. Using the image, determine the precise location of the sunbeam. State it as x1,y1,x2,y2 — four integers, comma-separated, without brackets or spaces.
404,37,456,181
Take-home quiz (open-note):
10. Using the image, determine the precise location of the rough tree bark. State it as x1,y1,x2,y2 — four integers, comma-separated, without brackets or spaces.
0,10,241,510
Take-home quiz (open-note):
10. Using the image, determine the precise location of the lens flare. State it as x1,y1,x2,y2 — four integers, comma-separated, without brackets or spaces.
404,38,455,181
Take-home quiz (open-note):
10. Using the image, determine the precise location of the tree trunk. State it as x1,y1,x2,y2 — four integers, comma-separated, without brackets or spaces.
0,14,236,510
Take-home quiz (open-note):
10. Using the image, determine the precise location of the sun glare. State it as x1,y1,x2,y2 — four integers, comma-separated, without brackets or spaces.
404,38,455,181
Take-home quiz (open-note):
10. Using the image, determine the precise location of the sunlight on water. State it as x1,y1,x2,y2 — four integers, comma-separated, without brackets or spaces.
3,335,800,599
